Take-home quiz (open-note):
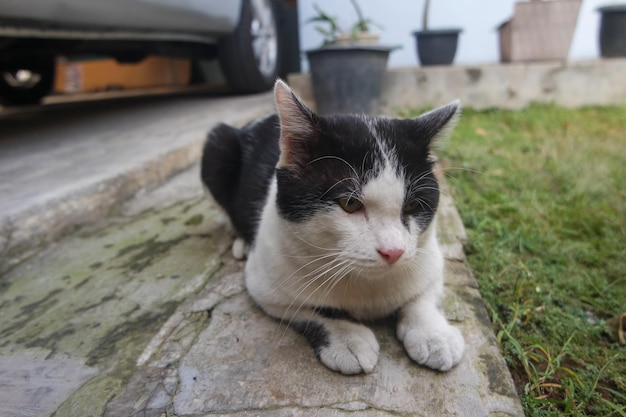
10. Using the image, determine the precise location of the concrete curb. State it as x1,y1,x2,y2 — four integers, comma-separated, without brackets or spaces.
1,139,200,269
0,93,275,272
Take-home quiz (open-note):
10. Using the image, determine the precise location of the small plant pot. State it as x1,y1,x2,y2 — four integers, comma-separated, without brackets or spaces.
307,45,394,115
598,5,626,58
413,29,461,66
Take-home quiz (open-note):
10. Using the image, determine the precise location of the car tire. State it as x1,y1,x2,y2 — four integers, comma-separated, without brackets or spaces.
0,56,56,106
218,0,281,94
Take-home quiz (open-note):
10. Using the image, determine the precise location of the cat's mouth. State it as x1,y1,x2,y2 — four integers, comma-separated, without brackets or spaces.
343,255,409,273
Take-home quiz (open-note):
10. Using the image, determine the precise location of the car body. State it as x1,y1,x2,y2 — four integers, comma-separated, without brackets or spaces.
0,0,288,105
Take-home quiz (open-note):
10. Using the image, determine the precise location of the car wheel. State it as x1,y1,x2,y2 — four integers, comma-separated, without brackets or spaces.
0,56,56,106
218,0,281,93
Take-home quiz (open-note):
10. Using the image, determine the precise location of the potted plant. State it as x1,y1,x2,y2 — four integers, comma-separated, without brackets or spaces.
597,4,626,58
308,2,380,46
412,0,462,66
306,0,396,115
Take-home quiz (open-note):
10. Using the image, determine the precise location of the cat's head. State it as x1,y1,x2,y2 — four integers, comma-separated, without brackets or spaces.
272,80,459,271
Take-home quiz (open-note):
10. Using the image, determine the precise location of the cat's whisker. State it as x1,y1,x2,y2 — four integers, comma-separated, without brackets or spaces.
284,221,343,252
293,255,352,299
274,256,348,324
360,151,372,177
408,181,438,194
439,188,453,199
441,165,482,175
322,262,355,303
273,252,344,294
409,182,453,200
415,197,436,213
299,270,349,325
281,257,353,328
277,252,340,259
406,172,434,188
411,185,440,193
320,177,360,200
408,170,433,184
292,254,353,305
440,167,483,189
278,255,346,308
309,155,359,179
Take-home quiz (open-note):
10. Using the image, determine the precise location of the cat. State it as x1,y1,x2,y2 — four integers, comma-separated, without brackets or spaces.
200,79,464,375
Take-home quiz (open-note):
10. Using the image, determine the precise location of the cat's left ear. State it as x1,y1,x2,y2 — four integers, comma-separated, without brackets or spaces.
413,100,461,149
273,79,318,168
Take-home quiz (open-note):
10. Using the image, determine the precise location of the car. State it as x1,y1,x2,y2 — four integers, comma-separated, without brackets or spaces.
0,0,292,105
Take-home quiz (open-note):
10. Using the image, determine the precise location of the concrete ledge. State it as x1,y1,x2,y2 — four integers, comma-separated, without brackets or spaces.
288,58,626,112
0,93,275,273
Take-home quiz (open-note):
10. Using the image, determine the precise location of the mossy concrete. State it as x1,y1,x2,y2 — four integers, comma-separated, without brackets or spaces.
0,172,231,416
0,167,524,416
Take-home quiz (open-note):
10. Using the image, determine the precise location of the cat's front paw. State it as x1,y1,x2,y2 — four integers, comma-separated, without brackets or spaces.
232,237,249,260
318,322,380,375
402,324,464,371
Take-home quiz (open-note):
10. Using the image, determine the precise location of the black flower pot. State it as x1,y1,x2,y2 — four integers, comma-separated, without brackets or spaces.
598,5,626,58
307,45,393,115
413,29,462,66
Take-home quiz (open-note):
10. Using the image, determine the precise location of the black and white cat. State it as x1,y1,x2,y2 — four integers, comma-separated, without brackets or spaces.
201,80,464,375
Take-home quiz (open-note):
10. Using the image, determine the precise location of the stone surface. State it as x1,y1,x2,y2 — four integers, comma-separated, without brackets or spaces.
0,177,228,416
172,281,520,416
0,353,97,417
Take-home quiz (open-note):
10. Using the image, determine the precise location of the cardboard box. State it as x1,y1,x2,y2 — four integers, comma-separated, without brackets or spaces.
54,56,191,94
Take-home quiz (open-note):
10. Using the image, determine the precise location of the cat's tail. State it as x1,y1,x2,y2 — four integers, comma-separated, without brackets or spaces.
201,123,242,213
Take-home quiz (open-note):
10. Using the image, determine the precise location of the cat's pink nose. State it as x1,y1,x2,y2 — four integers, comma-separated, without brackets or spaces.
377,248,404,265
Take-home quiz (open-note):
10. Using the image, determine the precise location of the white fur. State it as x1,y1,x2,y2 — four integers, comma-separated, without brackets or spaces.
245,157,465,374
318,319,379,374
232,237,249,260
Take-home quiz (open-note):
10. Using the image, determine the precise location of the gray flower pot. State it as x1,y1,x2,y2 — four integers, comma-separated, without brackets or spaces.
598,5,626,58
306,45,394,115
413,29,461,66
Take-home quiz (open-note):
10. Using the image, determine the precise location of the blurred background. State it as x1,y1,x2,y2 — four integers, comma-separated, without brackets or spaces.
299,0,611,68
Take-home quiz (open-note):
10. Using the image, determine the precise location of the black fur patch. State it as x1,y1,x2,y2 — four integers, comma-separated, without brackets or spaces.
201,116,280,243
316,307,356,321
374,118,440,231
292,320,330,357
276,115,383,223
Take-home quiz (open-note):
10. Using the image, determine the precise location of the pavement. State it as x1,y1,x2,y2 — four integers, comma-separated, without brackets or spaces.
0,91,524,417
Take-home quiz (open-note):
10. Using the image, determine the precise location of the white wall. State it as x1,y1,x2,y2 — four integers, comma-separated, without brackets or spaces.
298,0,617,69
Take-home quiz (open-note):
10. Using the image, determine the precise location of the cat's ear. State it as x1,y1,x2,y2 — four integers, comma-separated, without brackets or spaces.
413,100,461,150
274,79,318,167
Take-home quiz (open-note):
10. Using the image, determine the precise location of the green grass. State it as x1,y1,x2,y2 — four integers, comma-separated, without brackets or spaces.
411,104,626,416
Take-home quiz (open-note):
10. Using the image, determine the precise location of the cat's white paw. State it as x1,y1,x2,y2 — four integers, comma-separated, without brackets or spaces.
232,238,248,260
401,324,464,371
319,322,380,375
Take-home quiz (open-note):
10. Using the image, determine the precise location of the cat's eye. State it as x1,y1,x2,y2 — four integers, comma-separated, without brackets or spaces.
403,201,422,215
337,197,363,213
